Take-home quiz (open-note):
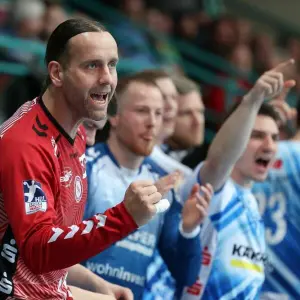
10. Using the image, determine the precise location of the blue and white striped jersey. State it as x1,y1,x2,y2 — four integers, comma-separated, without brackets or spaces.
144,145,193,300
82,143,201,299
180,163,266,300
253,141,300,300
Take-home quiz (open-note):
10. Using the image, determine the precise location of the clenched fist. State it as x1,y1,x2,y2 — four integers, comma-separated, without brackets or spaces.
123,180,162,227
182,183,213,233
246,59,295,103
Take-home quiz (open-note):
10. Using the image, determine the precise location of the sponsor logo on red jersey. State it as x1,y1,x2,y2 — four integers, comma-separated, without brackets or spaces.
60,167,73,187
74,176,83,202
23,180,47,214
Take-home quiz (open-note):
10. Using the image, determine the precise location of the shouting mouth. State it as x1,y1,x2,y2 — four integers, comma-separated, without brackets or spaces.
255,157,272,172
90,92,109,105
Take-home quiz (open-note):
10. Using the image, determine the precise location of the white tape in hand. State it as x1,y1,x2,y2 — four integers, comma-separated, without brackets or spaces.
154,198,170,214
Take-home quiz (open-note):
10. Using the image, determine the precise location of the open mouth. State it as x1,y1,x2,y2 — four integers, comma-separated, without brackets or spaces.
255,158,271,169
90,93,109,103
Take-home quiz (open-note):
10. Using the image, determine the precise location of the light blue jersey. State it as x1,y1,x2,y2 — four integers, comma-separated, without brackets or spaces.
82,143,201,299
179,163,266,300
253,141,300,300
145,145,193,300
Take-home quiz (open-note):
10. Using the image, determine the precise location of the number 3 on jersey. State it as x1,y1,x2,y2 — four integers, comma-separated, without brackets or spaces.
256,192,287,245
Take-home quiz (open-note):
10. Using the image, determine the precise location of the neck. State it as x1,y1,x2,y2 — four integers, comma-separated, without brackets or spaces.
107,134,144,170
42,88,82,139
231,167,253,189
292,130,300,141
156,131,169,146
166,137,183,151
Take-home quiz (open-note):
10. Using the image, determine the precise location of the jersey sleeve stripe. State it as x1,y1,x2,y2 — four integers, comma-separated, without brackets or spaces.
212,205,244,232
210,195,240,222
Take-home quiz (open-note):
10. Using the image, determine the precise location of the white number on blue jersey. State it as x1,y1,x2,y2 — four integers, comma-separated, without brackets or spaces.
256,192,287,245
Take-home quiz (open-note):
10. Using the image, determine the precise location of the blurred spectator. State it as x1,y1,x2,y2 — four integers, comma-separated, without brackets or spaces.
149,0,201,13
111,0,184,72
1,0,45,64
174,12,201,46
287,37,300,62
0,1,10,28
40,2,68,41
109,0,159,70
229,43,253,74
209,17,236,56
235,19,253,44
146,8,173,34
166,75,205,153
146,8,182,71
9,0,45,40
205,43,252,114
0,0,47,120
121,0,146,23
251,33,275,74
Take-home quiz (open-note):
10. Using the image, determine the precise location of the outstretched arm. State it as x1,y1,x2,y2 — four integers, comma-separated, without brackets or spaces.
199,59,294,190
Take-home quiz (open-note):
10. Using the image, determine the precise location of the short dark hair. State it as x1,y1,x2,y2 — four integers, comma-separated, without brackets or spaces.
171,75,201,96
225,101,281,125
131,69,170,82
108,71,161,116
44,18,106,88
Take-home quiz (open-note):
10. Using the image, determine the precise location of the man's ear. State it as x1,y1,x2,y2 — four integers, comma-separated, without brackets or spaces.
108,115,119,128
48,61,64,87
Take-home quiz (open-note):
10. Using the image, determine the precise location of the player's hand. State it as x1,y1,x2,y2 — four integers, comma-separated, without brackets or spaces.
269,79,297,126
245,59,295,103
154,171,181,196
108,283,133,300
123,180,163,227
181,183,213,233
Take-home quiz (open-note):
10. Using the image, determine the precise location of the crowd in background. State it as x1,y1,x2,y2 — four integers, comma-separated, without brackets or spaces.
1,0,300,145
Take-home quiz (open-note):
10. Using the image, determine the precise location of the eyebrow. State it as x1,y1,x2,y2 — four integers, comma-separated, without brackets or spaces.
81,56,119,65
179,107,204,112
252,129,279,137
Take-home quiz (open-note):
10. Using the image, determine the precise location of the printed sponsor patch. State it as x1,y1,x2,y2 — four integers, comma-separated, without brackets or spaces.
74,176,83,202
60,167,73,187
23,180,47,214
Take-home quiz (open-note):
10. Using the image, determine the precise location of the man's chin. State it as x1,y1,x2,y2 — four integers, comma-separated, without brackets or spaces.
133,145,155,157
252,173,268,183
88,115,107,127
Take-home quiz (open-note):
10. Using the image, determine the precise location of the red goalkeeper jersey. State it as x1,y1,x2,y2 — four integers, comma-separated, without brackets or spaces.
0,98,137,299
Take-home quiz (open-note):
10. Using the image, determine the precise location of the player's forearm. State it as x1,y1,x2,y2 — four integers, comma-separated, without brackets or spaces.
159,200,201,287
21,202,137,274
200,94,264,190
159,230,201,287
68,264,111,294
68,285,114,300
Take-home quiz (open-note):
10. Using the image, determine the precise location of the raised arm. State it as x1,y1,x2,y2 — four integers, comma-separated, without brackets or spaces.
200,59,294,190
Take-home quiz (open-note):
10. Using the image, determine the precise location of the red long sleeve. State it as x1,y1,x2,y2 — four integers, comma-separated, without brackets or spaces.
0,135,137,275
